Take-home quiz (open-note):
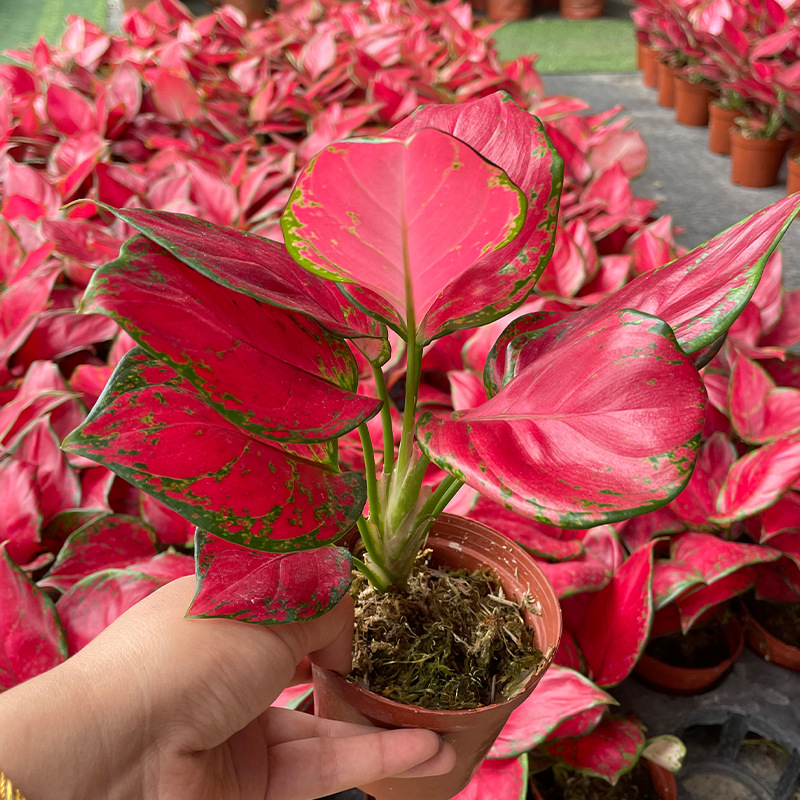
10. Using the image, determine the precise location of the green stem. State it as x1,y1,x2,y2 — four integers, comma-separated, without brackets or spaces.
425,474,463,519
352,556,384,587
370,363,396,476
357,424,380,524
396,334,421,481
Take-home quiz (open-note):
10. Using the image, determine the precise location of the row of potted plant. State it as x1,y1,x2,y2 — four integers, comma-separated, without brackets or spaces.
2,1,800,799
634,0,800,189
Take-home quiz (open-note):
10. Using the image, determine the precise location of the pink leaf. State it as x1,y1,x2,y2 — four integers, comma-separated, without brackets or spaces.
572,542,656,686
0,544,66,690
452,755,528,800
283,127,527,343
489,667,614,758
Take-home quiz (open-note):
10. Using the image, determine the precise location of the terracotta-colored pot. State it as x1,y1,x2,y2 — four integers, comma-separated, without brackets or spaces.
657,62,675,109
708,103,740,155
674,76,713,127
634,615,744,695
471,0,487,13
641,47,659,89
487,0,532,20
730,131,791,188
313,514,562,800
636,40,645,70
787,151,800,196
741,600,800,671
560,0,604,20
530,761,677,799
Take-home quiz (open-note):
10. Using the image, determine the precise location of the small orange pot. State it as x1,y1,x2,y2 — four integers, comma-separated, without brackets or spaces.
787,151,800,196
487,0,532,20
742,600,800,671
313,514,562,800
560,0,604,18
657,62,675,109
708,103,740,155
634,615,744,695
674,76,714,127
730,131,791,188
641,47,659,89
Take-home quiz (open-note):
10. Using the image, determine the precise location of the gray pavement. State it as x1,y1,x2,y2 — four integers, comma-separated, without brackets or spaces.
544,73,800,289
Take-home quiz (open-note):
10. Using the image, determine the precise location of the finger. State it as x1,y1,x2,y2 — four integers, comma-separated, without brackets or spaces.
260,706,392,745
266,728,457,800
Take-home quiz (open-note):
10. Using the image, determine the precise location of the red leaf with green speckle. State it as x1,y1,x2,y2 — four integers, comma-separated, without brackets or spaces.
97,206,383,343
571,541,656,686
548,706,607,742
63,349,366,552
188,530,352,623
83,235,380,443
489,667,614,758
451,755,528,800
507,194,800,367
670,532,779,586
675,569,756,632
539,717,646,785
0,544,66,690
418,310,705,529
39,514,157,593
282,127,528,344
0,459,42,566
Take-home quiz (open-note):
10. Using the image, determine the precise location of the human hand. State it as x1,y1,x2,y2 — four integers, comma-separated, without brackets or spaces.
0,576,455,800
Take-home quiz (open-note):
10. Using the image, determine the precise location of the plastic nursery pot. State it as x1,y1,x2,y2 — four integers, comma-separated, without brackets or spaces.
312,513,563,800
730,131,791,188
741,599,800,672
487,0,532,21
641,47,659,89
708,103,740,155
559,0,604,19
634,615,744,695
674,77,714,127
787,151,800,196
657,61,676,109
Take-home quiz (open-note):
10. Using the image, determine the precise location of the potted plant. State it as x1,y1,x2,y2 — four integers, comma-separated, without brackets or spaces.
63,92,800,798
730,109,795,188
708,91,750,155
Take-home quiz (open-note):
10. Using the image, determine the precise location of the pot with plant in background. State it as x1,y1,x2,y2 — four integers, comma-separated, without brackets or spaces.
559,0,603,19
708,94,749,155
63,92,800,800
674,71,715,126
487,0,532,21
730,112,794,188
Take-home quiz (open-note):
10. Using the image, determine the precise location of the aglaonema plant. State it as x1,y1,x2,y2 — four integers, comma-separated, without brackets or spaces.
62,91,800,624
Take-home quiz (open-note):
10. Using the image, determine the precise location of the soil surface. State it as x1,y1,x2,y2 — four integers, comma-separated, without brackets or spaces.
348,557,543,710
747,596,800,648
533,762,659,800
645,619,730,668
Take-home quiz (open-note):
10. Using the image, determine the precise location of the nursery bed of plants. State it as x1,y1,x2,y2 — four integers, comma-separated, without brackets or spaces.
1,1,800,798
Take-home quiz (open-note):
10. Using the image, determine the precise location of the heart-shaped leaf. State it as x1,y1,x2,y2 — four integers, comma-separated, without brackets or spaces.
83,235,381,442
0,544,66,690
187,530,352,623
489,667,615,758
385,92,563,342
63,350,366,552
538,717,646,785
675,569,755,632
671,532,780,584
418,310,705,528
282,127,527,343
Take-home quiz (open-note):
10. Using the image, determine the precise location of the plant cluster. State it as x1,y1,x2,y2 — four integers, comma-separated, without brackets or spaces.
1,3,800,800
634,0,800,136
